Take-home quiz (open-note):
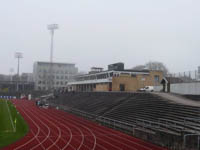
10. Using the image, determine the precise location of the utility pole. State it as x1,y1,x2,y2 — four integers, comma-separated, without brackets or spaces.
15,52,23,92
47,24,58,91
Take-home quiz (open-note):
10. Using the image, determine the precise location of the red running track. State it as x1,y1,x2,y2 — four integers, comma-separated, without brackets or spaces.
3,100,168,150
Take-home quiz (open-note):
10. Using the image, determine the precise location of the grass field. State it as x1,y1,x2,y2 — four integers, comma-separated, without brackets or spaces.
0,99,29,148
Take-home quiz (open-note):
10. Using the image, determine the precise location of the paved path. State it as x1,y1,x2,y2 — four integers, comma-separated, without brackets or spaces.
153,92,200,107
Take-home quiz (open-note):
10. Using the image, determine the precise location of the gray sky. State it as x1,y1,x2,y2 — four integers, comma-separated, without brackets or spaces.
0,0,200,75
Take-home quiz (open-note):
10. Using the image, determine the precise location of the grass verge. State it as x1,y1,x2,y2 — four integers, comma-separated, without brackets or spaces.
0,99,29,148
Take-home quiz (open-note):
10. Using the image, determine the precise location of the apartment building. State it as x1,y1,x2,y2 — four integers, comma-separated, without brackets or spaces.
33,61,78,91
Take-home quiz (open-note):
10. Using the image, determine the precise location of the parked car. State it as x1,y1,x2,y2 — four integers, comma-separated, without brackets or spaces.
139,86,154,92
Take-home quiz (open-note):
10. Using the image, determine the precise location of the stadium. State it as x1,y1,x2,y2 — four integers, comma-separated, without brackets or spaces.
1,1,200,150
1,63,200,150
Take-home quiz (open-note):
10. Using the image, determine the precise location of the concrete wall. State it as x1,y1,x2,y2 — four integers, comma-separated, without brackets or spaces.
170,82,200,95
154,82,200,95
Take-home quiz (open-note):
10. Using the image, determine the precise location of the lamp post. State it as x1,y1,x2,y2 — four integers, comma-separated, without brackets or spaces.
47,24,58,91
15,52,23,91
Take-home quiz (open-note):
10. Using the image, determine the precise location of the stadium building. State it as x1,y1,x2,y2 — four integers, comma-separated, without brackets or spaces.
68,63,163,92
33,61,78,91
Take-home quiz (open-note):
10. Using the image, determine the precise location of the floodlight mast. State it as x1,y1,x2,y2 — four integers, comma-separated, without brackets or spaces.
47,24,58,91
15,52,23,91
47,24,58,63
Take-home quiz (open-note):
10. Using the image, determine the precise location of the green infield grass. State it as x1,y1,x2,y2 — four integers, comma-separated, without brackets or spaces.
0,99,29,148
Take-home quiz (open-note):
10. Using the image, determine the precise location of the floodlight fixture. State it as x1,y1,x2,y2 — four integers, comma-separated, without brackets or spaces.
47,24,59,30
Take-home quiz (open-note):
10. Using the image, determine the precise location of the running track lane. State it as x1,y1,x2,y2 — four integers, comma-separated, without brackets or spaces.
2,100,168,150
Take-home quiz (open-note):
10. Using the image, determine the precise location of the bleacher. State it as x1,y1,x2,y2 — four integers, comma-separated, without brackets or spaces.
51,92,130,116
102,93,200,135
49,92,200,136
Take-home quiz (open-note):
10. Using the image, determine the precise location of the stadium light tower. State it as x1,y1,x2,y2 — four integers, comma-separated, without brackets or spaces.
47,24,59,63
15,52,23,77
15,52,23,91
47,24,58,91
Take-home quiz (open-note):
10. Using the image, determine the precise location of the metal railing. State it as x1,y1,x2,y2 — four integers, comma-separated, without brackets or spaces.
47,101,200,149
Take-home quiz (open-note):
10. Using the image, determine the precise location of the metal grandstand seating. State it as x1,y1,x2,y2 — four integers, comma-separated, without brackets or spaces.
48,92,200,148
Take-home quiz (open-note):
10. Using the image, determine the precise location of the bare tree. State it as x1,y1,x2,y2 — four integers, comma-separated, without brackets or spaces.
145,61,168,75
132,61,169,75
132,65,146,70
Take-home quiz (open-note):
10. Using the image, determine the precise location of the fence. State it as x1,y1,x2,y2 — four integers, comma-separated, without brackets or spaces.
167,70,200,83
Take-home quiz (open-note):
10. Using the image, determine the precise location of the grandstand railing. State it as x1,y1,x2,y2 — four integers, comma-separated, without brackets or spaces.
51,102,192,136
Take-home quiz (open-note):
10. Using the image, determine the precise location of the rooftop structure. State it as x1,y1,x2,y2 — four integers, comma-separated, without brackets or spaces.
68,63,163,92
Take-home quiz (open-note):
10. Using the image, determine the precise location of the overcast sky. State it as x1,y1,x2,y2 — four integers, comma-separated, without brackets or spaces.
0,0,200,75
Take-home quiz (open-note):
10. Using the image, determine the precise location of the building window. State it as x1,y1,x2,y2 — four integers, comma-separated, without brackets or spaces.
119,84,125,91
110,72,113,77
154,75,160,83
131,74,136,77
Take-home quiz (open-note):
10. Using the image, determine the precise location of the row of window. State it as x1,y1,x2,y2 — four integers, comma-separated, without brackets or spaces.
38,75,68,80
75,72,113,81
38,69,75,74
38,81,68,85
37,86,66,91
74,72,139,81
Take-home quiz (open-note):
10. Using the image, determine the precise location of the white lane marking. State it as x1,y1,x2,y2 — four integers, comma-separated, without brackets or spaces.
68,114,151,150
28,110,51,150
13,101,42,150
29,107,61,150
5,100,15,132
31,130,46,150
43,109,92,150
26,106,60,150
39,109,77,150
49,109,109,150
59,112,138,150
39,108,79,150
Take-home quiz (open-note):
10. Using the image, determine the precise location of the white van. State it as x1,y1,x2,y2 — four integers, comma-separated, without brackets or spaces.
139,86,154,92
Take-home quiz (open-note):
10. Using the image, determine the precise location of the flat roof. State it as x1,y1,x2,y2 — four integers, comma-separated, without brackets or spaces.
71,70,150,78
36,61,75,65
